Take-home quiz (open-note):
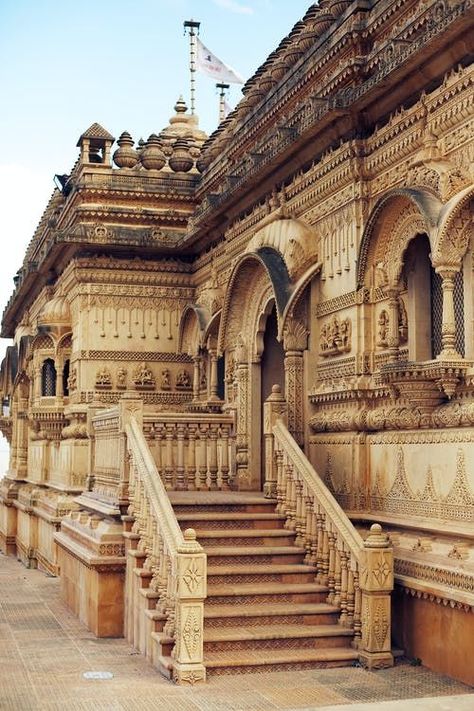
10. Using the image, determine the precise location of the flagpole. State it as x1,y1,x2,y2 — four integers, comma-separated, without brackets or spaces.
216,83,230,123
183,19,200,115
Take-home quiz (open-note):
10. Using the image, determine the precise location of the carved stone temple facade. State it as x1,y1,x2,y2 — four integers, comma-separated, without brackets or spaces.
1,0,473,687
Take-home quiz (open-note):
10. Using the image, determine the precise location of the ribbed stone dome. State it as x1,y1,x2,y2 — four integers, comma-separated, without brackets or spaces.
38,296,71,327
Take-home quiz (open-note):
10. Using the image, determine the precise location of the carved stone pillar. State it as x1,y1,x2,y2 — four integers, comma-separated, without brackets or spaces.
283,320,308,446
56,360,64,399
358,524,394,669
192,356,200,401
34,366,41,402
436,266,461,359
208,350,219,401
234,336,250,489
386,287,401,363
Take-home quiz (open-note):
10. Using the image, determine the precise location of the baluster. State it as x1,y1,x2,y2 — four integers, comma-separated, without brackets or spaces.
346,565,355,629
339,548,349,626
208,425,218,490
164,425,174,490
198,425,208,490
284,462,294,530
317,514,328,585
175,424,186,490
220,425,230,490
353,569,362,646
327,528,337,604
304,494,315,563
275,448,285,514
186,425,197,490
157,537,167,612
155,425,164,482
294,479,304,545
333,544,342,608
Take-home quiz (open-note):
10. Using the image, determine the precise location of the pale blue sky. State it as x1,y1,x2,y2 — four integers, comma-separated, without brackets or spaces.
0,0,312,466
0,0,311,304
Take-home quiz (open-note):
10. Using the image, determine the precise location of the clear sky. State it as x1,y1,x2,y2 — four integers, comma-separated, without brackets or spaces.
0,0,312,467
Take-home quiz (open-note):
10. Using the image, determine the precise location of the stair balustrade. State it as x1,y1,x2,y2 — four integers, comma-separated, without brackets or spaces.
268,414,394,669
126,416,207,684
143,412,236,491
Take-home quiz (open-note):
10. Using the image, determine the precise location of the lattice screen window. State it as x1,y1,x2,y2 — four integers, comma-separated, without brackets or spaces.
41,358,57,396
431,268,464,358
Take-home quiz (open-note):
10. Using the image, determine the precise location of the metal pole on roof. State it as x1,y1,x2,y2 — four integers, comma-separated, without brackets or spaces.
184,19,201,115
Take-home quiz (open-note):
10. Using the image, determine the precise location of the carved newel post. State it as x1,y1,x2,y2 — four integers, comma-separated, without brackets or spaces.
263,385,287,498
174,528,207,684
358,523,394,669
436,266,461,359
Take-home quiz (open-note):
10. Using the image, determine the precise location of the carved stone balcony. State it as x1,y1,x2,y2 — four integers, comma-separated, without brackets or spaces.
379,358,471,418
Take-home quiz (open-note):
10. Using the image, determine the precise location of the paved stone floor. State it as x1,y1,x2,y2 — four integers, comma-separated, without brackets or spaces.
0,552,472,711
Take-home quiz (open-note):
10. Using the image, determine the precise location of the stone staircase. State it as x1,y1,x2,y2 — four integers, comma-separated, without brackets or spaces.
171,492,358,675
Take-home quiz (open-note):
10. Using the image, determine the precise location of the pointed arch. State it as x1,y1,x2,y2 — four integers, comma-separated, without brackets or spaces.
357,188,442,288
218,251,291,355
433,184,474,268
178,304,209,355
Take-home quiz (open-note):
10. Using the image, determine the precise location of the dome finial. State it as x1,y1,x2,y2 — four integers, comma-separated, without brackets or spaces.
174,96,188,114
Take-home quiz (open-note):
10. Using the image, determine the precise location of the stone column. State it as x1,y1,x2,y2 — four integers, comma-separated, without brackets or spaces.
436,266,461,359
192,356,200,401
235,340,250,489
386,287,401,363
358,523,394,669
208,350,219,401
56,360,64,399
283,320,308,446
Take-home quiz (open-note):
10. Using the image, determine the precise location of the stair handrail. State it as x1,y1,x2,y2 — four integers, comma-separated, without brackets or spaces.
273,419,364,559
126,415,207,684
271,417,394,669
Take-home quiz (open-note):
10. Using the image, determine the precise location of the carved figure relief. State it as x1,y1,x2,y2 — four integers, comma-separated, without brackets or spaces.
176,369,191,389
95,367,112,388
160,369,171,390
116,368,127,389
133,363,155,389
319,316,351,356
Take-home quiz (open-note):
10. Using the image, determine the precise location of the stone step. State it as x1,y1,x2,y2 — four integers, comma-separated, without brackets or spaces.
204,602,339,628
204,545,306,565
194,529,296,546
204,623,354,652
206,581,329,606
204,646,359,675
176,512,286,530
170,493,278,515
207,563,318,585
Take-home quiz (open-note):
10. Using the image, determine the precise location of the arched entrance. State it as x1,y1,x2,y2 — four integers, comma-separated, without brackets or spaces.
260,303,285,485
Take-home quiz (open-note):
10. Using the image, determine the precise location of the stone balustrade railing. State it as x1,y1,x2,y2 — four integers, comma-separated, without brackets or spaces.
126,416,207,684
143,412,236,491
88,406,122,506
266,398,393,669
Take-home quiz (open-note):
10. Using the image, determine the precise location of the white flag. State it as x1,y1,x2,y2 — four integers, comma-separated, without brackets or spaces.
196,37,244,84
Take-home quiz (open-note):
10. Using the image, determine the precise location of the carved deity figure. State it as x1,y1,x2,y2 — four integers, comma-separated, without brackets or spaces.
67,368,77,391
95,367,112,386
377,309,389,347
319,316,352,357
116,368,127,387
176,369,191,388
133,362,155,387
160,368,171,390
